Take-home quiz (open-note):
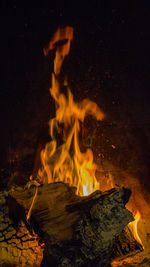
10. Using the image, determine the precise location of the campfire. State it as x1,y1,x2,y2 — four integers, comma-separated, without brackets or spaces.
38,26,104,196
1,26,149,267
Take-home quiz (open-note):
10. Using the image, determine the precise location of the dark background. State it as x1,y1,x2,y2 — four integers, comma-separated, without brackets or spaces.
1,2,150,191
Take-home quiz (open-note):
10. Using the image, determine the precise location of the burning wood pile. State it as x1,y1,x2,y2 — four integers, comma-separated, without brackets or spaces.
0,27,144,266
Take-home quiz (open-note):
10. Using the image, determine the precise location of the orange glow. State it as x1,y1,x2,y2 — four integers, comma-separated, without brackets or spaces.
37,26,144,248
102,171,144,248
128,210,144,248
38,26,105,196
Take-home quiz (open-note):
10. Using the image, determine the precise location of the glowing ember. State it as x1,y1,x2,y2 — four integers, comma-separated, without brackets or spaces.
38,26,105,196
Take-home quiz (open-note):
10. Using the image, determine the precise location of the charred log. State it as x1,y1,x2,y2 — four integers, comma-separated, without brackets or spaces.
10,182,136,266
0,190,43,266
111,225,143,261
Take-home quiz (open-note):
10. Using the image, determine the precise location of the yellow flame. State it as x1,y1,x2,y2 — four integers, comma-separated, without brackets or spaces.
103,171,144,247
27,27,144,249
128,210,144,248
37,26,105,196
37,26,143,247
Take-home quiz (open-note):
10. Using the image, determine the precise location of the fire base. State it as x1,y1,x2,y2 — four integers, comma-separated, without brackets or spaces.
0,182,143,266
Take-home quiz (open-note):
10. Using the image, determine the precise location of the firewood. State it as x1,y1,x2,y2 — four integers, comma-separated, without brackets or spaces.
10,182,135,266
0,190,43,266
111,225,143,260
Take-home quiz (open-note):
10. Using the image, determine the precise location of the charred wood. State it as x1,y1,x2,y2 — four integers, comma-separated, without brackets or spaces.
10,182,135,266
0,190,43,266
111,226,143,261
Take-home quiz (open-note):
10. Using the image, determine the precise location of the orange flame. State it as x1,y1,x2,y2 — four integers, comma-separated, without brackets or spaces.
43,26,73,75
36,26,143,247
128,210,144,248
24,27,145,250
25,27,145,252
37,26,105,196
105,172,144,248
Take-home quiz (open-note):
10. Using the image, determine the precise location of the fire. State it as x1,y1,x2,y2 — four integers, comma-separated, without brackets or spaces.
43,26,73,75
34,26,143,248
128,210,144,248
38,26,105,196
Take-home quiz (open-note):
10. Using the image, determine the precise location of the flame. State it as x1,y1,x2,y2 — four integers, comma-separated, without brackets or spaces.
128,210,144,248
37,26,105,196
43,26,73,75
22,26,145,254
103,170,144,248
36,26,144,247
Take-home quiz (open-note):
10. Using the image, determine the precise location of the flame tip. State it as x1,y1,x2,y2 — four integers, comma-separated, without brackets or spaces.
38,26,103,196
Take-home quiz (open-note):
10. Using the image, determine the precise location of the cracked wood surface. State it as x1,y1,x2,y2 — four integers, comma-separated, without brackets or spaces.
0,190,43,266
0,182,144,267
10,182,136,266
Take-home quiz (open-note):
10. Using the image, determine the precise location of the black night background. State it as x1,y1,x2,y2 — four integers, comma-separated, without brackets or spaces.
1,2,150,197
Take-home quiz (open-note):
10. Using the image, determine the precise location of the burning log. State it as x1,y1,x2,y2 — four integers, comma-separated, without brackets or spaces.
0,181,143,266
0,189,43,266
0,26,144,266
9,182,135,267
111,226,143,260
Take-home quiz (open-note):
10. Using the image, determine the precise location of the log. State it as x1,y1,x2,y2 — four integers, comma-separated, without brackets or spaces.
111,225,143,260
0,190,43,266
9,182,135,266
